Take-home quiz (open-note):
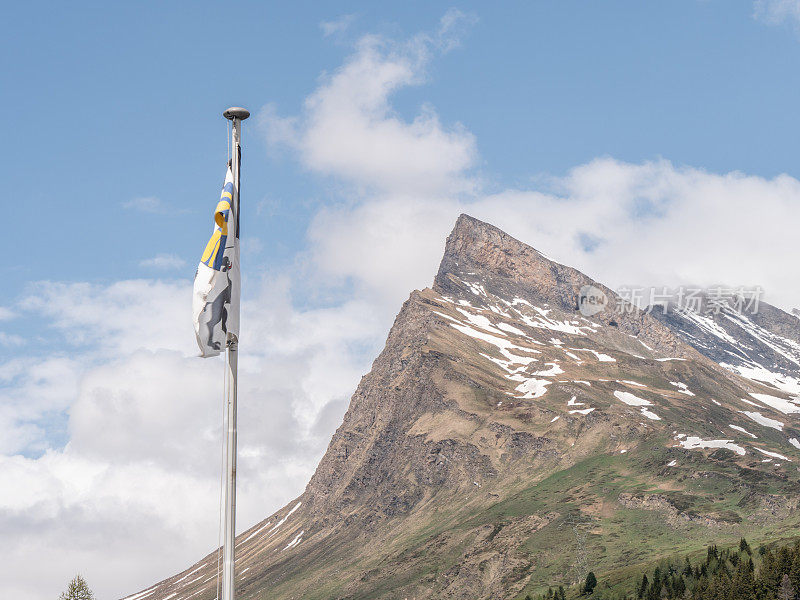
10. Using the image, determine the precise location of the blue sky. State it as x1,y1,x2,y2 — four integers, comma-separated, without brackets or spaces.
2,2,800,599
3,1,800,302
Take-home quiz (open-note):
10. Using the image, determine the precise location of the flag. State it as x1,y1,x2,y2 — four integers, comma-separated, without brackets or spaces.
193,166,240,357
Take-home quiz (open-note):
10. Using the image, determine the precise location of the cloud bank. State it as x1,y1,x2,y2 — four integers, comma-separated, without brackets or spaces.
754,0,800,27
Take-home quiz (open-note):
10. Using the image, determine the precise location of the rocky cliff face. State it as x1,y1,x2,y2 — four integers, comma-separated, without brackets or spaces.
124,215,800,600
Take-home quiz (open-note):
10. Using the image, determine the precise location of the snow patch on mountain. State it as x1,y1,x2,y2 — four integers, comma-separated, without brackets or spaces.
443,318,541,365
723,310,800,366
497,322,525,335
729,424,757,439
511,377,551,399
721,362,800,397
678,436,746,456
619,380,647,387
242,520,273,544
675,308,739,345
123,586,158,600
741,411,784,431
614,391,660,420
268,502,302,537
748,393,800,414
514,308,598,336
669,382,695,396
753,447,790,462
572,348,616,362
614,391,651,407
532,362,565,376
641,409,661,421
283,530,304,551
455,307,506,335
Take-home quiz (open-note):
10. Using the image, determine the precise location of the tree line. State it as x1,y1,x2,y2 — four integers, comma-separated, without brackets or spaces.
523,538,800,600
633,539,799,600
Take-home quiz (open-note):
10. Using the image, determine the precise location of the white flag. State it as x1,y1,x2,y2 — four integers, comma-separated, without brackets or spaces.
192,167,240,357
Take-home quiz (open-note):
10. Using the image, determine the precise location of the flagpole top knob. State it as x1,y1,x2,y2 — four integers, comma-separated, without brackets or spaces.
223,107,250,120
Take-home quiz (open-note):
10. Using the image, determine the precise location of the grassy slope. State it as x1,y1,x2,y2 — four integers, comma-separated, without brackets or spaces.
490,444,800,599
244,437,799,600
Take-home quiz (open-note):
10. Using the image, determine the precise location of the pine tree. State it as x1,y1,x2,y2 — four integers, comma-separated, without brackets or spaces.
59,575,94,600
648,568,663,600
674,573,686,598
583,572,598,595
638,574,650,600
683,557,693,578
558,585,567,600
740,538,752,555
732,559,755,600
779,574,796,600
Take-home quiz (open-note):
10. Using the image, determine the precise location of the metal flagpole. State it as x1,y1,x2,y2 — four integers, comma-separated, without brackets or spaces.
221,106,249,600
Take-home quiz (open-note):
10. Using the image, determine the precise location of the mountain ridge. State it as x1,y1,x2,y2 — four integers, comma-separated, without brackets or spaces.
123,214,800,600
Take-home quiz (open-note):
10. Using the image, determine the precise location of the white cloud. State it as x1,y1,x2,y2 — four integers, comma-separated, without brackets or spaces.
22,280,194,355
0,308,20,347
471,159,800,311
1,273,383,599
261,9,478,196
0,332,23,347
320,13,356,37
0,356,81,455
122,196,166,213
307,196,458,303
139,253,188,271
307,160,800,312
754,0,800,26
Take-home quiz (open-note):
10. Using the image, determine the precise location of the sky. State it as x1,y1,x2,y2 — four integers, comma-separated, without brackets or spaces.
2,1,800,598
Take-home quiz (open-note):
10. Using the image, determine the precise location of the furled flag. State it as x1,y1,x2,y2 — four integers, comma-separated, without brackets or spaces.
193,166,240,357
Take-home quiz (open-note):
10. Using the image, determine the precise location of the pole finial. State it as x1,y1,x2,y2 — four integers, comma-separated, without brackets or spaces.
223,107,250,120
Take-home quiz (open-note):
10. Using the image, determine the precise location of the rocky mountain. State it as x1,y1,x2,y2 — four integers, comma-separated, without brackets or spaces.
124,215,800,600
650,295,800,399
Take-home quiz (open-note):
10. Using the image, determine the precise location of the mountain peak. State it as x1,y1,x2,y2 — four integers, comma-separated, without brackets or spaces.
438,214,557,282
436,214,605,319
435,214,705,362
449,213,509,241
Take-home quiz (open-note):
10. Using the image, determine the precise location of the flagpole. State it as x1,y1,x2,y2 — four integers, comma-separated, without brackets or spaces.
221,106,249,600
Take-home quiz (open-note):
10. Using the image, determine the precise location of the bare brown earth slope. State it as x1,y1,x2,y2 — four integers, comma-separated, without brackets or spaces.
123,215,800,600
